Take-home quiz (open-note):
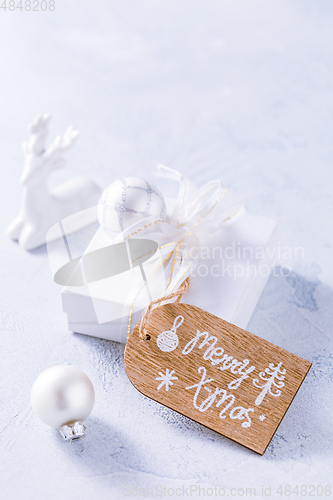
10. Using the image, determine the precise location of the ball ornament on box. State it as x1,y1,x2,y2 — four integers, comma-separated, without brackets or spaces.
97,177,166,236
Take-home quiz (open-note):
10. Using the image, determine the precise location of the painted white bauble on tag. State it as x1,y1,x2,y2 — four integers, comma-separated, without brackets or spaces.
98,177,166,236
157,331,179,352
31,365,95,429
156,316,183,352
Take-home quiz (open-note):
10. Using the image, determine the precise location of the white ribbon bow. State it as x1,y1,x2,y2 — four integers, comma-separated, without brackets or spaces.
159,164,245,234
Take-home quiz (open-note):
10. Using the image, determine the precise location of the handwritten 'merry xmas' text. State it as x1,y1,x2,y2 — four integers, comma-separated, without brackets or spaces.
176,324,286,428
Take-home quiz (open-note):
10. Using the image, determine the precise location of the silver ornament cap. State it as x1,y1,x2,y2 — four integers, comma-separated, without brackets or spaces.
59,421,87,441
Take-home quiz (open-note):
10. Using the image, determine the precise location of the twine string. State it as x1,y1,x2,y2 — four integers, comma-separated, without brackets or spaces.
139,276,191,341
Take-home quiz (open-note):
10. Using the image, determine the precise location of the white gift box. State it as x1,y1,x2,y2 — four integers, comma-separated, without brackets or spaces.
60,211,279,343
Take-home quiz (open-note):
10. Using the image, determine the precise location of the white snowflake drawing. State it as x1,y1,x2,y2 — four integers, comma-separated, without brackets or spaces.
156,369,178,391
259,415,266,422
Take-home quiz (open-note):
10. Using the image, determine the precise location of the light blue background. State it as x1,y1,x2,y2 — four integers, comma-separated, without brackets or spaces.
0,1,332,498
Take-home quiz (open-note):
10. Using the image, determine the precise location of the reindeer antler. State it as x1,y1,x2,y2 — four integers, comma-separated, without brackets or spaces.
44,125,79,166
21,114,79,173
22,113,52,158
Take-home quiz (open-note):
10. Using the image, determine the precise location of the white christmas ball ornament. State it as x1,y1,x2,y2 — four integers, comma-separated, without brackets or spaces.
98,177,166,236
31,365,95,437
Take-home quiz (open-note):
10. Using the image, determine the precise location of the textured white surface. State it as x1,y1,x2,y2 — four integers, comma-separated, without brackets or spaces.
0,1,333,499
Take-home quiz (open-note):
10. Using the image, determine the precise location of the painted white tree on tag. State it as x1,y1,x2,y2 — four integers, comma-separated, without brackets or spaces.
253,362,286,406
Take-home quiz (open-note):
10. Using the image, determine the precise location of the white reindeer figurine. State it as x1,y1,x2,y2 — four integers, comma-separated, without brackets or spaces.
7,114,101,250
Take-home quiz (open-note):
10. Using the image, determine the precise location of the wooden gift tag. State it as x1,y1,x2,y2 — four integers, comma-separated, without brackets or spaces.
124,303,311,455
